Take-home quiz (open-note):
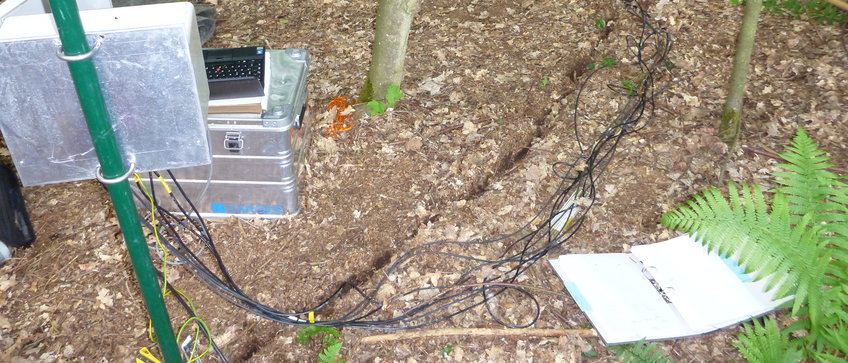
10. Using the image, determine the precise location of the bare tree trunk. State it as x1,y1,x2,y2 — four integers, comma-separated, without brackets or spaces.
718,0,763,152
359,0,420,102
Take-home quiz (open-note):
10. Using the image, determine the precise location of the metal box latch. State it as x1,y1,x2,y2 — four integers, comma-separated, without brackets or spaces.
224,132,243,152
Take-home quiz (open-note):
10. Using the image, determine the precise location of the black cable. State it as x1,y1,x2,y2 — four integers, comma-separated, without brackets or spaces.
155,270,230,363
132,0,673,333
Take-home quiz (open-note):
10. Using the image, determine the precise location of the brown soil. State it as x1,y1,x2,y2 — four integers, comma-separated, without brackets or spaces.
1,0,846,362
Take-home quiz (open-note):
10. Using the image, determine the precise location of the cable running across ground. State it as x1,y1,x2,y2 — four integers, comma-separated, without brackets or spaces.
131,1,672,359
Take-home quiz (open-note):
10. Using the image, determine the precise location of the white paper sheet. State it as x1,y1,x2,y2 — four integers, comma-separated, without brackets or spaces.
549,234,789,345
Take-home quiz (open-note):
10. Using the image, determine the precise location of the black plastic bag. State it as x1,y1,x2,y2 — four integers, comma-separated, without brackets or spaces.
0,163,34,248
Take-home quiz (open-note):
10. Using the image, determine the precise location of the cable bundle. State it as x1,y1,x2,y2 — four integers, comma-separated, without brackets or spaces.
131,1,672,358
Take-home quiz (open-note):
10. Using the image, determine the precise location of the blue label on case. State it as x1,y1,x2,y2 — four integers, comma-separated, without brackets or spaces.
211,203,285,215
211,203,226,213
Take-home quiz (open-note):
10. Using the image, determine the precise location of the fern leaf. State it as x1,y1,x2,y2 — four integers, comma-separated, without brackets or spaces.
318,337,343,363
297,326,342,345
732,318,803,363
612,339,674,363
773,127,845,225
662,183,829,304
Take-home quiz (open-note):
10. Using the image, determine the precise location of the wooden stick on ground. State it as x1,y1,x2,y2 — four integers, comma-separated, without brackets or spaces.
360,328,597,343
826,0,848,12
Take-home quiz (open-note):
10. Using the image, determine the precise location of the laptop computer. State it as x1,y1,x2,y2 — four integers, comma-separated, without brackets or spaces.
203,46,268,101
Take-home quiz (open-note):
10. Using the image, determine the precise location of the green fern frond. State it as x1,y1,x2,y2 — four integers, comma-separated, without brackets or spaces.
773,127,845,225
816,284,848,355
319,336,343,363
662,126,846,360
662,184,807,299
612,339,674,363
297,326,342,345
732,318,803,363
297,326,345,363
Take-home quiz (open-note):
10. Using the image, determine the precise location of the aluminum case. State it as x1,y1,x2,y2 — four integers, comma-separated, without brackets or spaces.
156,48,311,219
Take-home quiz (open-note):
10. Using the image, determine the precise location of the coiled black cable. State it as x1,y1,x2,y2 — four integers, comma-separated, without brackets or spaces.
132,0,673,350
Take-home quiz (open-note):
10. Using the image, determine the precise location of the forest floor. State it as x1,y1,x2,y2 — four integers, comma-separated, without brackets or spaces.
1,0,846,362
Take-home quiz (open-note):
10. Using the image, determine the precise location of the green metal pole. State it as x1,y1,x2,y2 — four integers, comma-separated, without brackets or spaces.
47,1,182,362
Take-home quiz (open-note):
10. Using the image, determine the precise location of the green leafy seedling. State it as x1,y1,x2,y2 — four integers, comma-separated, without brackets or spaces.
367,85,404,116
439,344,454,358
366,100,387,116
586,62,596,70
599,57,618,68
385,85,404,108
297,326,345,363
594,19,607,31
319,336,344,363
621,79,637,96
582,345,599,358
540,76,550,88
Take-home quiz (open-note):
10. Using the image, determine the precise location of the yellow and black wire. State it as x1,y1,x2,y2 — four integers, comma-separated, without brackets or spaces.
134,173,219,363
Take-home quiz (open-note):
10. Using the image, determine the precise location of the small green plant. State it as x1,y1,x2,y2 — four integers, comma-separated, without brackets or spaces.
620,79,637,96
594,19,607,31
662,127,847,361
731,0,847,24
599,57,618,68
539,76,550,88
611,339,674,363
586,57,618,70
366,85,404,116
366,100,387,116
732,318,803,362
439,344,454,359
296,326,345,363
581,344,599,358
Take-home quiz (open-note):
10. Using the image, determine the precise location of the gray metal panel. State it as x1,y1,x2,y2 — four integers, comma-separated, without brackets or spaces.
0,22,209,186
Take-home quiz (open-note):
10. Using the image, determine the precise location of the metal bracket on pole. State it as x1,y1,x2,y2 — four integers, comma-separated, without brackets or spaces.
55,35,104,62
95,161,135,184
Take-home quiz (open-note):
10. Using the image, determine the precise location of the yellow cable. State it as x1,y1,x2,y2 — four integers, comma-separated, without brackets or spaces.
176,317,212,362
156,175,173,195
134,174,169,294
135,173,213,361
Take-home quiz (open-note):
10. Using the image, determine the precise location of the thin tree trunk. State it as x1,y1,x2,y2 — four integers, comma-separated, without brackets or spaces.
359,0,420,102
719,0,763,152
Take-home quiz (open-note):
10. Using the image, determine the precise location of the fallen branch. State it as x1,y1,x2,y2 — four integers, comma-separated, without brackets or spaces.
360,328,596,343
826,0,848,12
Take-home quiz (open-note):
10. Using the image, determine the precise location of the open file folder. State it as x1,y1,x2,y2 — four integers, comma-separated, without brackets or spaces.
549,234,791,345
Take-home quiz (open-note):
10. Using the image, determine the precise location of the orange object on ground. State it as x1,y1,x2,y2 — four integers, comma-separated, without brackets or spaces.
326,96,354,137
